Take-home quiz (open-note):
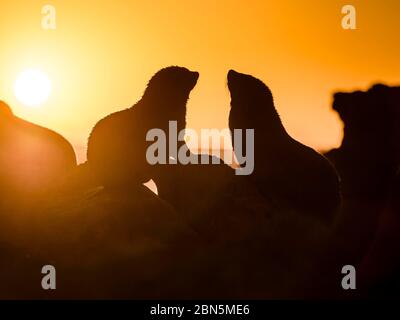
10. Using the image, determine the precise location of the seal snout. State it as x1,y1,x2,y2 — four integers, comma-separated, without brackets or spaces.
228,69,240,82
189,71,199,87
191,71,199,80
227,70,242,91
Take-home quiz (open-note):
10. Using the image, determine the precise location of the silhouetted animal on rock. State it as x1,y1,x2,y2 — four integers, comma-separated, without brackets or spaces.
325,84,400,198
0,100,76,204
227,70,341,222
87,66,199,188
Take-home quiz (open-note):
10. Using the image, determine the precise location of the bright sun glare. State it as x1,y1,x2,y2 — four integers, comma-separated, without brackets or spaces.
14,69,52,107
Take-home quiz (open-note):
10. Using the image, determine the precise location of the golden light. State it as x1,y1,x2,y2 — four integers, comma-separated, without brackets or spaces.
14,69,52,107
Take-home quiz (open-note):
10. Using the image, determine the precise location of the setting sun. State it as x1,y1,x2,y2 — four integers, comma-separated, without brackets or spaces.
14,69,52,107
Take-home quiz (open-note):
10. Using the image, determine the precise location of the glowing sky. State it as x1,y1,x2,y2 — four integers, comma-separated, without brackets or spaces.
1,0,399,163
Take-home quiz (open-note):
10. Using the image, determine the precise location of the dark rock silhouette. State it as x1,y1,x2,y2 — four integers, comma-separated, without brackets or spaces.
354,130,400,298
227,70,341,223
357,175,400,298
0,100,76,206
0,174,333,299
87,66,199,188
325,84,400,198
0,185,196,299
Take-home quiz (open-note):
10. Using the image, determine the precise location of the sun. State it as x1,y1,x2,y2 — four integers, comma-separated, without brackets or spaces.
14,69,52,107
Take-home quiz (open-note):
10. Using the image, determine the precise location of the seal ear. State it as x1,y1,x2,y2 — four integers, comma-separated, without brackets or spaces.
0,100,13,117
333,92,351,122
334,91,367,123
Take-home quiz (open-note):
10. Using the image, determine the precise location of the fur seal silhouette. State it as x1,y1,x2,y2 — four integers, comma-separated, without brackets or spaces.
227,70,341,222
325,84,400,197
0,100,76,200
87,66,199,188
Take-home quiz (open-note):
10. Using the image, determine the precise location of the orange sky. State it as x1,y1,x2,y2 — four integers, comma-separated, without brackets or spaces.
1,0,399,163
